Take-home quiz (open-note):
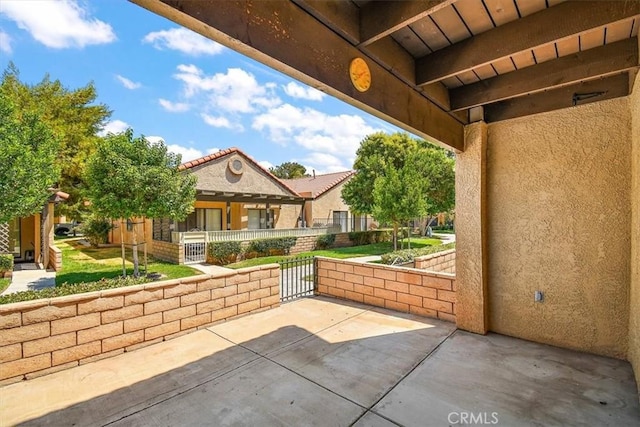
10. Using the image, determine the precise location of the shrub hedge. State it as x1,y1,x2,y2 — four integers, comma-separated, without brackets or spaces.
207,241,242,265
247,237,297,256
380,242,455,266
347,230,392,245
0,276,150,305
0,254,13,273
315,234,336,249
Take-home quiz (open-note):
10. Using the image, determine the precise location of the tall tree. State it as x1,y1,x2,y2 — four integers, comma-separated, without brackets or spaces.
0,90,60,225
269,161,310,179
85,130,197,277
0,63,111,220
372,152,429,250
342,132,455,242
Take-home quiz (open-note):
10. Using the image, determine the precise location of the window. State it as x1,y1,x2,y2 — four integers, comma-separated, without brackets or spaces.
333,211,348,232
176,208,222,232
248,209,274,229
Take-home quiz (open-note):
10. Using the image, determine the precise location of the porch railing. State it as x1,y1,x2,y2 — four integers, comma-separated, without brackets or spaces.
171,227,331,244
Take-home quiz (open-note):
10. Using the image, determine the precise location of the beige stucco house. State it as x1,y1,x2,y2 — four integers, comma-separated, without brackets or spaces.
281,171,374,232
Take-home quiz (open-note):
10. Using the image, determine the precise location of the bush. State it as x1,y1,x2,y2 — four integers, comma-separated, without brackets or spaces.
348,230,392,245
380,242,455,265
79,216,113,247
0,254,13,273
0,276,149,305
316,234,336,250
208,241,242,265
247,237,297,256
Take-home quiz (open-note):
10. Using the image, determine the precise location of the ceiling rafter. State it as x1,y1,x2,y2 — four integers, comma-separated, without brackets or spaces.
415,1,640,86
451,37,639,110
358,0,457,47
132,0,464,150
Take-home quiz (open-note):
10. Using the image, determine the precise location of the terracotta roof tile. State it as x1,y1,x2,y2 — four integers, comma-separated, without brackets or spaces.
282,170,354,199
179,147,303,198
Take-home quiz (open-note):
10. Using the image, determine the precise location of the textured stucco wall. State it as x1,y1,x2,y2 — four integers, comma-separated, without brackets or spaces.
311,181,350,221
455,122,488,334
487,97,631,358
629,72,640,390
189,154,293,197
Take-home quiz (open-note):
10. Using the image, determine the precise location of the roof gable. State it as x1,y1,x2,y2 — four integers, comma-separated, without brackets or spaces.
282,170,354,199
181,148,301,198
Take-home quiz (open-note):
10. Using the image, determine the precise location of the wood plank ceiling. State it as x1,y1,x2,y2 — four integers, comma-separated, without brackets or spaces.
132,0,639,151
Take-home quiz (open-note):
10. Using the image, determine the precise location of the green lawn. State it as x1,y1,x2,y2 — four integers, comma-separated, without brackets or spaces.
56,240,199,285
225,237,442,269
0,278,10,294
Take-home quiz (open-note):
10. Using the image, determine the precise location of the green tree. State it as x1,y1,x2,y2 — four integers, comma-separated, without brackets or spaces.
0,63,111,221
269,161,310,179
0,90,60,225
85,130,197,277
342,132,455,240
372,152,429,250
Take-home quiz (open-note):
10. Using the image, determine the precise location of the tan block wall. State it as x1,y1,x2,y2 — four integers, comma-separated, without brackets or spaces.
151,240,183,264
415,249,456,273
0,265,280,384
290,235,316,254
333,232,352,247
316,257,456,323
48,245,62,271
629,71,640,391
486,96,631,358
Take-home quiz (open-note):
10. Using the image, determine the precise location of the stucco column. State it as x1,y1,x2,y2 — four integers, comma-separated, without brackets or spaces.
455,121,489,334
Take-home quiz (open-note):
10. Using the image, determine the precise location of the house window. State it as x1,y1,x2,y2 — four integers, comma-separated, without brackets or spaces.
248,209,274,229
333,211,349,232
177,208,222,232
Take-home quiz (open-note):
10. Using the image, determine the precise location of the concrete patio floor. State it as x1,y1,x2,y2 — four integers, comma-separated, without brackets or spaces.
1,297,638,426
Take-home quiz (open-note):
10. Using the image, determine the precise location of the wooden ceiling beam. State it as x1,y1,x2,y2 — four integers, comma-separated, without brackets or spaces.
484,73,630,122
359,0,456,47
292,0,467,122
131,0,464,150
451,38,639,110
416,1,640,86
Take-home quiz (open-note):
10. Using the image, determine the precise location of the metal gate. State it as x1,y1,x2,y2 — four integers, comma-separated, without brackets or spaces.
183,232,207,264
279,256,316,302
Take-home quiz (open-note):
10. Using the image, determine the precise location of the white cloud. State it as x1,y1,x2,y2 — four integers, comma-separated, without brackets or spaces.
283,82,325,101
258,160,274,170
167,144,203,163
143,28,223,56
201,114,244,132
0,0,115,49
145,136,165,144
98,119,129,136
115,75,141,90
0,29,12,54
159,98,190,113
252,103,380,157
173,65,281,113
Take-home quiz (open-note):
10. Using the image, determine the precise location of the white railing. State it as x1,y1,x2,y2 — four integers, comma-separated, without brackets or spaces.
171,227,331,244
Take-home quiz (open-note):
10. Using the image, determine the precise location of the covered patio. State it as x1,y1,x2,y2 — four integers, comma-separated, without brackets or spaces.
1,297,637,426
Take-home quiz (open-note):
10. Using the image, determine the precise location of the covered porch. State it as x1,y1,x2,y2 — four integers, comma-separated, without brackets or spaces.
2,297,637,426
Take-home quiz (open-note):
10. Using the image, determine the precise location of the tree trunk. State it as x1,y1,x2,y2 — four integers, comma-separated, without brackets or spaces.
131,220,139,278
119,220,126,277
392,223,399,251
143,220,148,276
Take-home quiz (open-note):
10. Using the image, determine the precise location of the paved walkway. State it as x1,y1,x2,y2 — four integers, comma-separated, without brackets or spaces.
190,262,236,274
1,297,638,426
1,264,56,295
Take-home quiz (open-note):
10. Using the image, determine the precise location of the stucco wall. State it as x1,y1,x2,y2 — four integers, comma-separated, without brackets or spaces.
629,72,640,390
487,97,631,358
311,181,350,221
189,154,293,197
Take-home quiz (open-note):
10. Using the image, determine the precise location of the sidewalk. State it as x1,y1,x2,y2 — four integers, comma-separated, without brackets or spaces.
1,264,56,295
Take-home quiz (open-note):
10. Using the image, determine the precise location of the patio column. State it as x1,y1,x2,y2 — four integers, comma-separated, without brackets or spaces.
226,201,231,230
455,121,489,334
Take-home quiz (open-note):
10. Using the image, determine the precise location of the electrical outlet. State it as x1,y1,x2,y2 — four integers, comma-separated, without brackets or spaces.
535,291,544,302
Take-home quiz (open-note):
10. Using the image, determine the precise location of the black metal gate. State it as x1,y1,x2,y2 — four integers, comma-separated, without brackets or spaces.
279,256,316,302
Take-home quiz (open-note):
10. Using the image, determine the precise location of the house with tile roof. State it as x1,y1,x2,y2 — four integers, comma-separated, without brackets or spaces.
281,170,375,233
110,148,352,263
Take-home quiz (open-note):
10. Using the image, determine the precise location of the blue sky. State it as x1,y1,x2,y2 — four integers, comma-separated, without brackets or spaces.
0,0,400,174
